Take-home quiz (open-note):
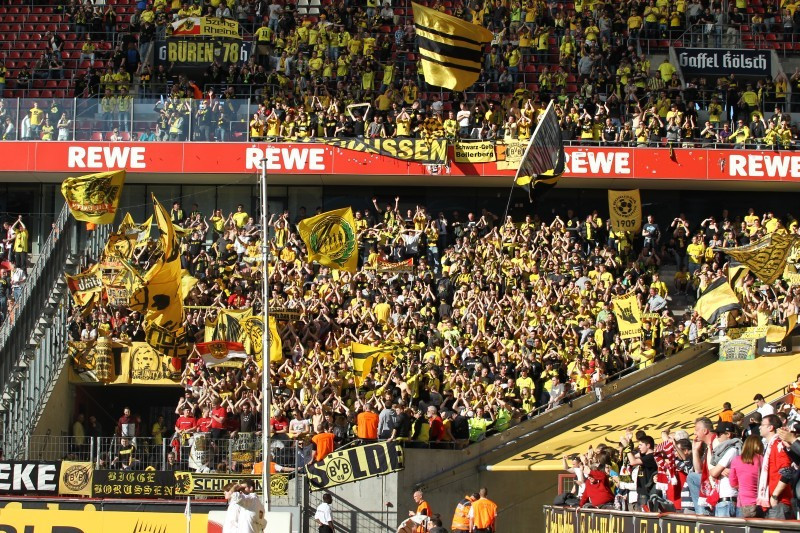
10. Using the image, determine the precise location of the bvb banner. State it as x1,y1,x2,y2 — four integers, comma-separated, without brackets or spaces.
454,141,496,163
68,341,181,386
324,138,447,165
58,461,93,497
60,170,125,224
612,292,642,339
305,441,404,491
92,470,177,498
495,140,527,170
608,190,642,233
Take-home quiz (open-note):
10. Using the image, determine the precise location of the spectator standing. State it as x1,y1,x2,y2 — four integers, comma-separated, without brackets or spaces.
758,414,793,519
729,435,764,518
709,422,742,517
754,394,775,417
469,487,498,533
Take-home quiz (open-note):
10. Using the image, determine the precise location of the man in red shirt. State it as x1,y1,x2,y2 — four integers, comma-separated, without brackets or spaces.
270,409,290,439
427,405,444,442
579,467,614,507
196,407,213,433
210,397,228,440
759,414,792,519
175,407,197,437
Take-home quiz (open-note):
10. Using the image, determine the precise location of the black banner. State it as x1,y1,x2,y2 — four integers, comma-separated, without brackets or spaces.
173,471,289,496
677,49,771,77
0,461,59,495
155,40,252,78
305,441,404,491
92,469,176,498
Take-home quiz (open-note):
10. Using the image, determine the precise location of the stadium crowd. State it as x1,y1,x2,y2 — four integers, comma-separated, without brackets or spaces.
0,0,797,147
62,197,800,473
558,383,800,520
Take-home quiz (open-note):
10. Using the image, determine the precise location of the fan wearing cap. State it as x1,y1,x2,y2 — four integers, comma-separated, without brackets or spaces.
708,422,742,517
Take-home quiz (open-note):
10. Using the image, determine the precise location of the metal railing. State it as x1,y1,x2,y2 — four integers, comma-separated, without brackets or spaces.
0,203,111,458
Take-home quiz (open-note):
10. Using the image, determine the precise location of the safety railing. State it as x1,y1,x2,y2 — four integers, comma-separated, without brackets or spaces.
0,203,111,458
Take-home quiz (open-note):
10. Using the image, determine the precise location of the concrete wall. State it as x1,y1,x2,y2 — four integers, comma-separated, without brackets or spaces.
32,362,72,438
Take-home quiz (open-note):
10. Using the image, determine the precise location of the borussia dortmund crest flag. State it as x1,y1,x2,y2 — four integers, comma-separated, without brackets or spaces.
298,207,359,273
612,292,642,339
61,170,126,224
412,2,493,91
716,233,798,285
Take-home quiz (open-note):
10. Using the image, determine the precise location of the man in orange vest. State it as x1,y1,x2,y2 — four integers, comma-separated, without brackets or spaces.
408,489,432,533
469,487,497,533
450,493,476,533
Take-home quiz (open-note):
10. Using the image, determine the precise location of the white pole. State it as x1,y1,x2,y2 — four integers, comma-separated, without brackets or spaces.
259,158,271,514
184,496,191,533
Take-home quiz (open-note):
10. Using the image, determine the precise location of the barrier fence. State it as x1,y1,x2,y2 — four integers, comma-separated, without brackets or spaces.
544,505,800,533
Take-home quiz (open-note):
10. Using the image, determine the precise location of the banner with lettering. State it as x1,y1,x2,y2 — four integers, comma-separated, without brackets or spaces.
718,338,756,361
155,40,252,78
171,17,241,39
68,341,181,386
92,470,177,498
305,441,404,491
173,471,289,497
454,141,496,163
611,292,642,339
323,138,448,165
0,462,59,495
676,48,770,77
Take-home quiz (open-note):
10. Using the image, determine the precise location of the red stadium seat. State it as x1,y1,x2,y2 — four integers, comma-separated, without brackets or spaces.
90,132,104,141
121,132,131,141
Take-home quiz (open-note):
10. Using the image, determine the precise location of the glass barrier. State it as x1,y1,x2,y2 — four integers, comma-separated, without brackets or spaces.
15,97,75,141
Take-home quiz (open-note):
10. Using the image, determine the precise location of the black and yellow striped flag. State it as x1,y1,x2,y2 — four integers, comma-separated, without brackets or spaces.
695,276,741,324
351,343,394,386
716,233,797,285
515,101,565,201
412,3,493,91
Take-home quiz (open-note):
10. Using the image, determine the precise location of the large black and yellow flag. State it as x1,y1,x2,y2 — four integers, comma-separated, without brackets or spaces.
61,170,126,224
695,276,742,324
728,260,749,289
104,212,153,260
716,233,798,285
130,195,184,332
323,138,448,165
608,190,642,233
298,207,359,273
612,291,642,339
412,2,493,91
515,101,565,201
351,343,393,386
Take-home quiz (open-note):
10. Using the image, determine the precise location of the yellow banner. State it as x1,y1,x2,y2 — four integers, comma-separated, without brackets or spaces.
128,341,182,385
0,502,213,532
495,141,527,170
105,285,129,307
306,441,404,490
298,207,359,273
171,16,241,39
612,292,642,339
61,170,125,224
58,461,94,497
608,190,642,233
105,213,152,259
454,141,496,163
268,315,282,363
719,339,756,361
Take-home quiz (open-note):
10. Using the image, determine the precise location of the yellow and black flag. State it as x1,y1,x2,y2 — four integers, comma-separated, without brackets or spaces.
515,101,565,201
608,190,642,233
728,260,750,289
716,233,798,285
61,170,126,224
412,3,493,91
351,343,394,387
129,195,184,331
611,291,642,339
695,276,742,324
298,207,359,273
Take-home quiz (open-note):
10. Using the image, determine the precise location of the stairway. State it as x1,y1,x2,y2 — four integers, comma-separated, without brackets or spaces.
0,203,110,458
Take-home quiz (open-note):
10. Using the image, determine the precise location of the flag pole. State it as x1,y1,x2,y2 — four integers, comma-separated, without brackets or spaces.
259,158,271,514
